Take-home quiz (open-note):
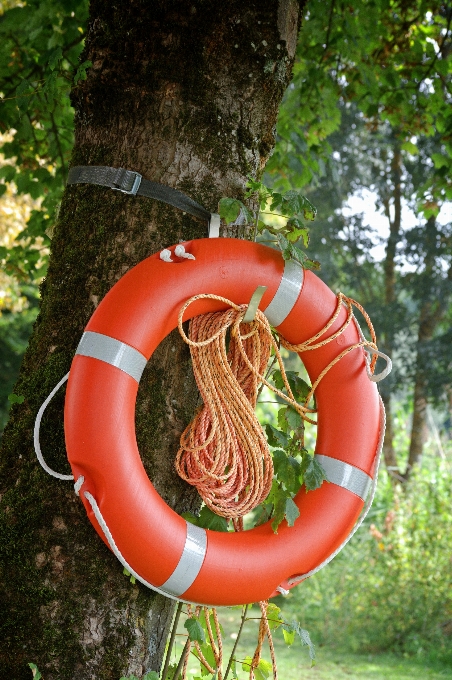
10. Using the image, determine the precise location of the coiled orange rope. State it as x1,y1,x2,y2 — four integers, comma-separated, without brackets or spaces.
176,291,378,519
176,299,272,518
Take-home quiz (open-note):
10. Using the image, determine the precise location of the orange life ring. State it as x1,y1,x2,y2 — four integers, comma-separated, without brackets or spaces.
64,238,384,606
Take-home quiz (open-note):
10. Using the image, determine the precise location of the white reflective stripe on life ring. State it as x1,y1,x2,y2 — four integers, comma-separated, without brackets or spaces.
315,454,372,501
160,522,207,597
76,331,147,383
263,259,304,327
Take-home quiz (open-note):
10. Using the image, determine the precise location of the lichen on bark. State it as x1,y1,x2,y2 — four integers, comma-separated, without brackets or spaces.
0,1,305,677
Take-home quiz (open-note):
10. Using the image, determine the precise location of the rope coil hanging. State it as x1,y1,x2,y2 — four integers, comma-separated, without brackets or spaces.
176,294,306,519
176,291,380,519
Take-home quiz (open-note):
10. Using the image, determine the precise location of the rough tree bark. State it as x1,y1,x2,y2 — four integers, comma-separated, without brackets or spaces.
0,1,305,678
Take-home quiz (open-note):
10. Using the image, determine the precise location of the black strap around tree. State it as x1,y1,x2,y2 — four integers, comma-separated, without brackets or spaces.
67,165,220,237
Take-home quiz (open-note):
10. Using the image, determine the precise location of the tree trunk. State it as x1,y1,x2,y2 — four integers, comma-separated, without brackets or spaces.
381,393,402,480
0,2,304,677
406,376,428,476
405,216,445,478
381,141,402,479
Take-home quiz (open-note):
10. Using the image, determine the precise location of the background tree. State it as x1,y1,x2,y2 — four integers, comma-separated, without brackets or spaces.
0,1,305,677
281,107,452,479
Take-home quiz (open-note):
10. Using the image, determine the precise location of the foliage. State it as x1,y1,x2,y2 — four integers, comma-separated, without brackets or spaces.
269,0,452,206
0,0,89,280
182,505,229,532
28,663,41,679
0,299,39,435
290,104,452,419
260,367,327,532
218,180,320,271
174,603,314,680
286,451,452,663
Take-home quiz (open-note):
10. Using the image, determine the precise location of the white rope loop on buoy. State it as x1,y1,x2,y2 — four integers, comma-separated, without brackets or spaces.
33,372,73,481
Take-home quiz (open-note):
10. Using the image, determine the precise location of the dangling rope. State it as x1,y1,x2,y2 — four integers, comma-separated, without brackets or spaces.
249,601,278,680
176,290,385,680
183,605,224,679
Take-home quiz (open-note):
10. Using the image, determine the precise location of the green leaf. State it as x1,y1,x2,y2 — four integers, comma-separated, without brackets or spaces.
0,165,17,182
295,625,316,660
270,484,287,533
284,497,300,526
277,234,320,270
277,408,289,434
257,659,273,678
282,628,295,645
265,424,289,448
16,79,34,113
28,664,42,680
266,603,282,630
185,617,206,643
74,60,92,85
285,407,303,432
48,47,63,71
245,178,272,209
198,506,229,532
218,197,252,224
401,141,419,155
8,393,25,404
242,656,254,672
272,370,311,403
304,457,328,492
285,218,310,246
272,190,316,220
43,71,59,101
143,672,159,680
243,658,272,680
181,510,200,526
162,664,177,680
282,620,316,659
273,449,301,494
431,153,449,169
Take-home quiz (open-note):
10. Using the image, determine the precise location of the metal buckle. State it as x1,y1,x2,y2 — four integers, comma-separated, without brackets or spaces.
111,168,142,195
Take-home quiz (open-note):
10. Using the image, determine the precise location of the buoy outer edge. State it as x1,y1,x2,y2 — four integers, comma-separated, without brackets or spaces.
64,238,381,606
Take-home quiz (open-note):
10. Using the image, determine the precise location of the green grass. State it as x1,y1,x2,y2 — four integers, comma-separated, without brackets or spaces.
171,607,452,680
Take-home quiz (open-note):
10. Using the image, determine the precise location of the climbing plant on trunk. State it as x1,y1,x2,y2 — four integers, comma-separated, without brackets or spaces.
0,1,305,677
